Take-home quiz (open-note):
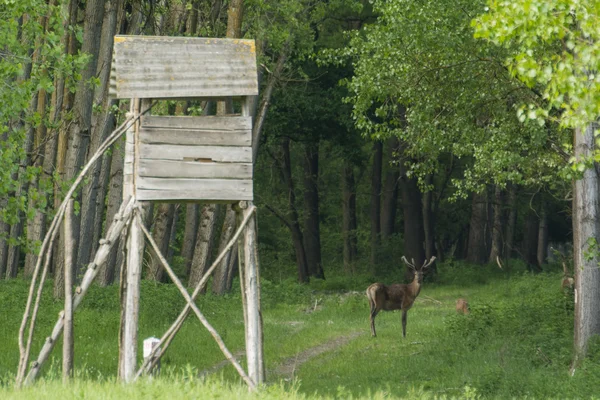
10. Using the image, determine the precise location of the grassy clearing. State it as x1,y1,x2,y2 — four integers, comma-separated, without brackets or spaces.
1,261,600,399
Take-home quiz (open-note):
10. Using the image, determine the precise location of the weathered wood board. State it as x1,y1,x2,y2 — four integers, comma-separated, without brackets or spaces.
134,115,253,201
110,36,258,99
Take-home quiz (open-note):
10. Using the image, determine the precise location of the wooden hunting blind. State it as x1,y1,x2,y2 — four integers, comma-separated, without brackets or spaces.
110,35,258,202
16,36,264,390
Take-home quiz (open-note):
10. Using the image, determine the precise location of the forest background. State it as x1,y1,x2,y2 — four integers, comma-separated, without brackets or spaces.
2,0,600,380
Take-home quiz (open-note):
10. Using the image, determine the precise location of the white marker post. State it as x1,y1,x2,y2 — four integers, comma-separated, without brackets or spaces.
143,337,161,376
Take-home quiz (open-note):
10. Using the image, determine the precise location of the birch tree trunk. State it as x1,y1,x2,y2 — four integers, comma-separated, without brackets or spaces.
573,123,600,359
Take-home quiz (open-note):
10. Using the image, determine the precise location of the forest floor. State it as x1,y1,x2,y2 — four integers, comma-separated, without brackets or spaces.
1,262,599,399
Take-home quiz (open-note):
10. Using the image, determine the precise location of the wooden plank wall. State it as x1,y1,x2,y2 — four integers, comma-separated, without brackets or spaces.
110,36,258,99
135,115,253,201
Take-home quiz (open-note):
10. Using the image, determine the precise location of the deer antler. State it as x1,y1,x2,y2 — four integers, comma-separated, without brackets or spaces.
401,256,416,270
421,256,436,270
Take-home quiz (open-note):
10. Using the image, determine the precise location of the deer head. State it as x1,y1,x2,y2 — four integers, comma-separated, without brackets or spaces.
401,256,436,284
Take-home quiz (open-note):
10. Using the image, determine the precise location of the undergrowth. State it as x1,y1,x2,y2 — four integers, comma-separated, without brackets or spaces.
1,260,598,399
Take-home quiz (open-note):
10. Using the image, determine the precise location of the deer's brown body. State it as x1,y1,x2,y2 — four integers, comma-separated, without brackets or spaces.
366,257,434,338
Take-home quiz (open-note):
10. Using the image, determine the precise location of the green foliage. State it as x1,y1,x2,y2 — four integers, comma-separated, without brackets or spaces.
0,0,87,248
320,0,566,197
474,0,600,129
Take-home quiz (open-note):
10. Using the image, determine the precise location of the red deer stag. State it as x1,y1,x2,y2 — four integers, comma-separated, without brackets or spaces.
366,256,436,337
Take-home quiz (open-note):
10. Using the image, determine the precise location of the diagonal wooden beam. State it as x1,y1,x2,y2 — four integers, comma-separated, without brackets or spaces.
134,205,256,380
136,213,256,390
23,197,136,385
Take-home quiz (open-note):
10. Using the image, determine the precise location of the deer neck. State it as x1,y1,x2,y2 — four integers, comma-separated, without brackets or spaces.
410,274,421,297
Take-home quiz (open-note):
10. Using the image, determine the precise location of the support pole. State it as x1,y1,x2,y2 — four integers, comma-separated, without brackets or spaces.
63,200,74,382
119,98,143,382
120,212,143,382
239,201,264,385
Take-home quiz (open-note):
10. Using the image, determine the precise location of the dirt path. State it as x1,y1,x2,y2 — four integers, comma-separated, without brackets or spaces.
198,331,364,381
271,331,364,380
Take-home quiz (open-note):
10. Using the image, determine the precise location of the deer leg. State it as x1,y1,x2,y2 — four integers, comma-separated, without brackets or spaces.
401,310,408,338
370,305,379,337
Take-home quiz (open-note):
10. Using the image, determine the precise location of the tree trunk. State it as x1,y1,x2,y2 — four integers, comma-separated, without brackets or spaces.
504,184,518,259
281,137,309,283
212,204,237,294
573,123,600,358
187,0,200,35
422,175,436,267
381,138,399,239
488,186,505,263
0,198,8,279
23,87,49,277
97,135,125,286
206,0,244,292
398,153,425,279
302,142,324,279
537,197,548,266
53,0,81,297
5,93,38,279
466,192,488,264
181,204,199,278
77,0,122,273
252,45,289,164
342,161,358,274
146,204,176,282
96,4,145,287
188,203,220,290
58,0,106,284
370,141,383,272
522,207,540,270
24,5,55,276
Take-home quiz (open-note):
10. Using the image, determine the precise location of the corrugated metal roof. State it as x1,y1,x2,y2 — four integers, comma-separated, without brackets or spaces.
110,36,258,99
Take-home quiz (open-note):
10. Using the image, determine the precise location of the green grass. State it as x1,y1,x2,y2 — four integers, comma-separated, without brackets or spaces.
1,261,600,399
